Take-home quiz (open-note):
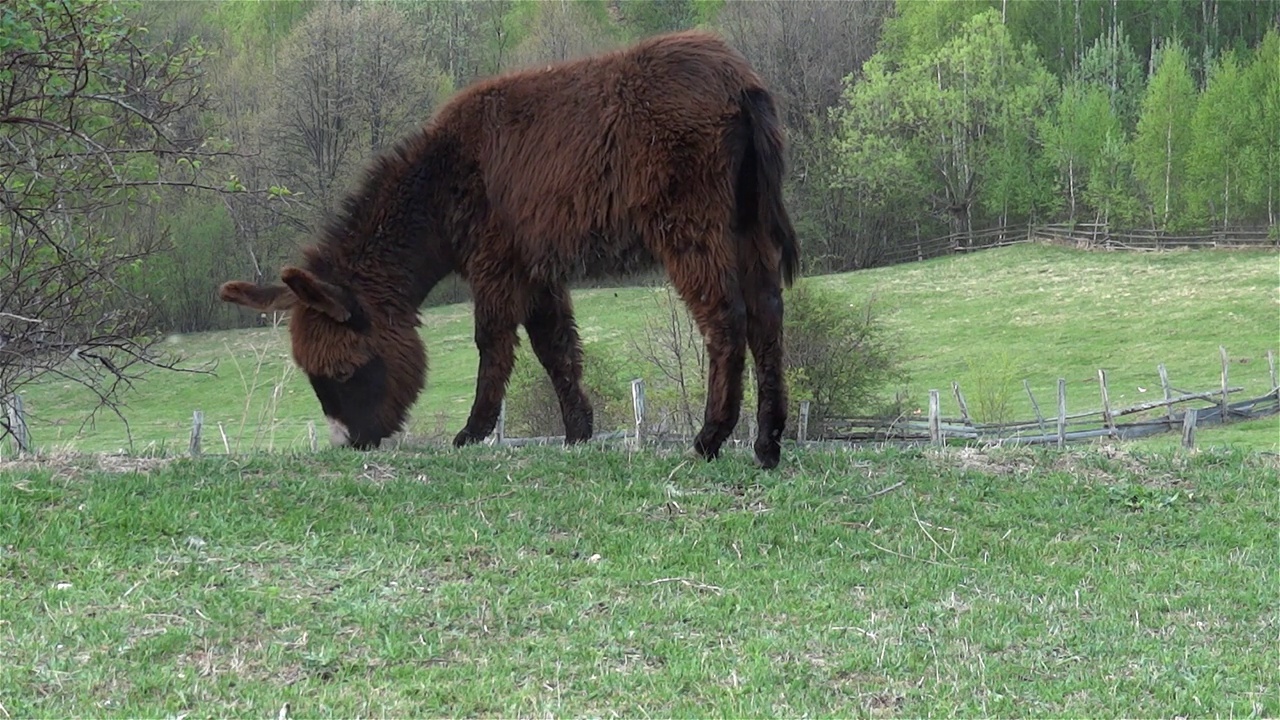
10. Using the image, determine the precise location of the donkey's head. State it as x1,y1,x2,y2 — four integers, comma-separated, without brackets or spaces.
219,266,426,450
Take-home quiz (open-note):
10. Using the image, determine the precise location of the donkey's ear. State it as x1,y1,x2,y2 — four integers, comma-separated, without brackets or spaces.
218,280,297,312
280,266,352,323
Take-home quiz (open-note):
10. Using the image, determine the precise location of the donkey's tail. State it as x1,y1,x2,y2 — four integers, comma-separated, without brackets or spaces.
738,87,800,287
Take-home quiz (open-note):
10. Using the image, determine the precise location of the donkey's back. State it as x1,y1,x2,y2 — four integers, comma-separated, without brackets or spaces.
437,30,778,280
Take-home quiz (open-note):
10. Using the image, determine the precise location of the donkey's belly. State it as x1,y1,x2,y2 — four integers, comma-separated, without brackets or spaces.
524,228,658,283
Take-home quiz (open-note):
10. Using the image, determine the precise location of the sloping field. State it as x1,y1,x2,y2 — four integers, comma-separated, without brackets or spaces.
8,242,1277,454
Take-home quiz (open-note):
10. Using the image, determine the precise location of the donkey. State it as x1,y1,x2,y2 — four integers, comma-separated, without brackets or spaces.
218,30,800,468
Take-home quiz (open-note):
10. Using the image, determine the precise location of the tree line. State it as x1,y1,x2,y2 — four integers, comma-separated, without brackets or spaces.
2,0,1277,424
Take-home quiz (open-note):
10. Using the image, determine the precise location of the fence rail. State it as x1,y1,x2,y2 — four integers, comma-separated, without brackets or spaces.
4,346,1276,459
3,223,1276,459
807,347,1279,450
880,222,1276,267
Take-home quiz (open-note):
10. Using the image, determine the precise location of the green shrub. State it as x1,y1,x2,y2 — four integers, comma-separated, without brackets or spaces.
504,340,631,438
782,281,908,427
962,349,1021,424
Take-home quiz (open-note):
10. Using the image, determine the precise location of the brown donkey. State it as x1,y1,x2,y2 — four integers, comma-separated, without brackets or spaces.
218,30,800,468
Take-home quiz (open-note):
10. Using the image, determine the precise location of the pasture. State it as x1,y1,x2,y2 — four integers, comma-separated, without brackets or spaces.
1,443,1275,716
1,243,1276,716
9,242,1280,455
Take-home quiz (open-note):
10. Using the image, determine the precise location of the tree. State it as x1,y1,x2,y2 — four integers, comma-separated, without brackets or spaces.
831,9,1056,237
1074,25,1145,132
1246,27,1280,227
616,0,706,37
1131,40,1197,229
268,3,443,219
503,0,621,68
1186,52,1257,228
714,0,892,271
0,0,229,441
1081,128,1143,228
1041,81,1124,220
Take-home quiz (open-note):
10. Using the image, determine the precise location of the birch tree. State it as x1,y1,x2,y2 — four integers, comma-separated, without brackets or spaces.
1132,41,1196,229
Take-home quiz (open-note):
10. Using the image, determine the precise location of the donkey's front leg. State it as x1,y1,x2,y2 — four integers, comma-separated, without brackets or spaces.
454,290,523,447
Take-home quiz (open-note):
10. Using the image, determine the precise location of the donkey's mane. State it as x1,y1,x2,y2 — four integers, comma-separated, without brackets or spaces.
306,128,436,267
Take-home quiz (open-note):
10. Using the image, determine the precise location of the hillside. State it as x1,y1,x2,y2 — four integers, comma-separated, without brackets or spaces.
8,242,1278,455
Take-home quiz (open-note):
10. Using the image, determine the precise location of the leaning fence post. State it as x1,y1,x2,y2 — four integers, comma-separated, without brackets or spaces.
6,394,30,456
1268,350,1278,399
1023,380,1046,432
189,410,203,457
1181,407,1198,450
1219,346,1230,420
1158,363,1173,426
631,379,645,449
1097,369,1115,436
951,381,972,426
797,400,810,444
1056,379,1067,448
928,390,941,446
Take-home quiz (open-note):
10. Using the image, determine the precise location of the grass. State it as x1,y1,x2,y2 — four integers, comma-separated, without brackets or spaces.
0,442,1275,717
8,242,1279,454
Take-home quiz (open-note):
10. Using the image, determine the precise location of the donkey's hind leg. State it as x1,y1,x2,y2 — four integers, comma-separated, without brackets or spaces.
662,257,748,462
742,256,788,469
454,276,526,448
524,283,594,444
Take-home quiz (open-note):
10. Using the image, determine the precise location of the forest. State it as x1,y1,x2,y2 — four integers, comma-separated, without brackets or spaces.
2,0,1278,405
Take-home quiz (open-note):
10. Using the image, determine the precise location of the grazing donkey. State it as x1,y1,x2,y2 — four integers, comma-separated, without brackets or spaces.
218,30,800,468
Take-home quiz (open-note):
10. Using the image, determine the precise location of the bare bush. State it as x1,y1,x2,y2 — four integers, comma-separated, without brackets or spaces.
627,287,707,438
0,0,235,445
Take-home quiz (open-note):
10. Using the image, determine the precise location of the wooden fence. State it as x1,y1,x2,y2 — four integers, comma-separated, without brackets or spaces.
880,222,1277,267
6,345,1273,459
805,347,1279,450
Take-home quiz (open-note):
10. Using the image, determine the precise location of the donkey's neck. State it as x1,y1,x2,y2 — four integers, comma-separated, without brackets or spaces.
310,126,464,312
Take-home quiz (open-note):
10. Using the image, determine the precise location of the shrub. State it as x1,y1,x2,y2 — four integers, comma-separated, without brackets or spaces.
782,281,908,427
504,339,631,438
962,349,1021,424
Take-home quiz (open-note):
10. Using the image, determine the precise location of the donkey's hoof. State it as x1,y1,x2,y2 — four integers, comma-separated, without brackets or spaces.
691,435,722,462
452,429,484,448
752,450,780,470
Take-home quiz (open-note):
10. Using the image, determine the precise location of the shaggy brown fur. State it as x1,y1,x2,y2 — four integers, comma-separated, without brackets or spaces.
218,29,800,468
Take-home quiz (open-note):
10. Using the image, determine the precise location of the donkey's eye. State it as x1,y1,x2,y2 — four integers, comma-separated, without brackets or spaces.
333,367,355,383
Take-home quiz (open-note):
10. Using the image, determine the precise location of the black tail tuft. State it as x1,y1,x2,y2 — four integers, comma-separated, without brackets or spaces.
739,87,800,287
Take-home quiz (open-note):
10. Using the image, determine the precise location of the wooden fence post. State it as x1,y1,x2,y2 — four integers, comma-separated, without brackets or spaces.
631,379,645,449
1268,350,1278,398
189,410,203,457
952,381,972,426
307,421,318,453
1181,407,1198,450
1219,346,1230,420
6,394,30,456
1056,379,1067,449
1158,363,1173,426
496,399,506,445
928,390,941,446
1023,380,1046,432
1098,369,1115,436
797,400,810,444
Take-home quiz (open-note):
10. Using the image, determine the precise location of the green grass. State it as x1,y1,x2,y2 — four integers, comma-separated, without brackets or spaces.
1,443,1275,716
10,242,1279,454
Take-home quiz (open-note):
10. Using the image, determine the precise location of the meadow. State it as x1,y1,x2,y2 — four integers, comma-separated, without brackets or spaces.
0,443,1274,716
8,242,1279,456
1,242,1276,716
